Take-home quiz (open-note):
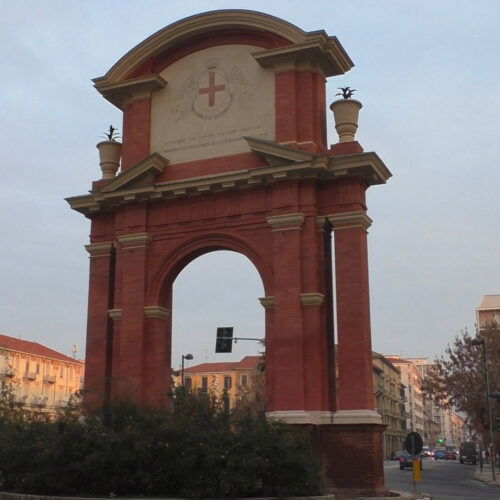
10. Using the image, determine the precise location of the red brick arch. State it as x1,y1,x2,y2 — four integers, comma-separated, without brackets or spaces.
150,231,273,308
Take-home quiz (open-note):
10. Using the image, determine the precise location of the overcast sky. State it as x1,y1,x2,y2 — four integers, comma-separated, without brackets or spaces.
1,1,498,370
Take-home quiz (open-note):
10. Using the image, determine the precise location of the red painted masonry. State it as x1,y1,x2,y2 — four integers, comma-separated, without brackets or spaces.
72,11,391,495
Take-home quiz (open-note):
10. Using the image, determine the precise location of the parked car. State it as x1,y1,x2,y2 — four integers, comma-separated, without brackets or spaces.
399,452,423,470
459,442,478,465
434,449,447,460
446,450,457,460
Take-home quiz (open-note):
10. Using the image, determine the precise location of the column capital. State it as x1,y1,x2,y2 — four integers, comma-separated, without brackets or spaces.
326,211,372,231
108,309,122,320
300,292,325,306
118,232,152,249
266,213,305,231
85,242,114,258
144,306,170,320
258,296,275,309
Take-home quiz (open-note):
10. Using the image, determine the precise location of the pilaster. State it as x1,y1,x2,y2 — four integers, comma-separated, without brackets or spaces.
84,242,116,408
329,210,374,411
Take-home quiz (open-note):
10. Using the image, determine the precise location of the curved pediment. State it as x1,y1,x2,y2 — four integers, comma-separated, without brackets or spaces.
93,9,352,96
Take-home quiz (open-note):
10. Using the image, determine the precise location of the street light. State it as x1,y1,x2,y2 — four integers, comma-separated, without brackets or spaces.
471,337,496,482
181,353,193,387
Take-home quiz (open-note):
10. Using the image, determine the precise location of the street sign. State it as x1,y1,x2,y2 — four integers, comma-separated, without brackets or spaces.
215,327,233,353
405,432,423,456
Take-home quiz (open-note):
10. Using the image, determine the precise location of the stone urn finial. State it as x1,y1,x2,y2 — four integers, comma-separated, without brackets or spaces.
96,125,122,179
330,87,362,143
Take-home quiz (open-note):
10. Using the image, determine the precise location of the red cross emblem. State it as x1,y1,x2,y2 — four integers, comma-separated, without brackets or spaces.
198,71,226,107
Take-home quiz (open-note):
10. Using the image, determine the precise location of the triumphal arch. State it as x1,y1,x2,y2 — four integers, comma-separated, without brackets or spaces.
67,10,391,495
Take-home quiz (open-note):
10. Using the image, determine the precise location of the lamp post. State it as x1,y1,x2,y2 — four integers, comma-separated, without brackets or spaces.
471,337,496,482
181,353,193,387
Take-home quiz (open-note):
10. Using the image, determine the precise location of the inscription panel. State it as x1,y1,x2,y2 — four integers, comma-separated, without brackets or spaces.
150,45,275,165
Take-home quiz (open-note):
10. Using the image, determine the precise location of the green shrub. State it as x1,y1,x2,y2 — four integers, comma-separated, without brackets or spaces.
0,387,322,498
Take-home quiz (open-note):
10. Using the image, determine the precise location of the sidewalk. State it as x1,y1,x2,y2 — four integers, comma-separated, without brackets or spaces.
473,463,500,487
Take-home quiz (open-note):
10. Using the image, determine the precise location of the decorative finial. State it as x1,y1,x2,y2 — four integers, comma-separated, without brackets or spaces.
102,125,120,141
335,87,356,99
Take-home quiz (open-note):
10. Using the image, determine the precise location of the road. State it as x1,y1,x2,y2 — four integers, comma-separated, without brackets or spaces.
384,457,499,499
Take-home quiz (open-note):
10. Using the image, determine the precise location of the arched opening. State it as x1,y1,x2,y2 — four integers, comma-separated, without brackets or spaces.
171,250,265,369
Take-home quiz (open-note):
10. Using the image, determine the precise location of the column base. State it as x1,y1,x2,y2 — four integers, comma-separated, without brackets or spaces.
313,421,389,497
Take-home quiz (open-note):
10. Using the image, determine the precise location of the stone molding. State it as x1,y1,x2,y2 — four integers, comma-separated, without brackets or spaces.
331,409,383,425
117,233,152,249
253,37,352,77
266,213,305,231
266,410,336,425
85,242,114,258
258,296,275,309
93,11,353,86
108,309,122,320
93,75,167,109
144,306,170,320
327,211,373,231
300,293,325,306
66,147,391,216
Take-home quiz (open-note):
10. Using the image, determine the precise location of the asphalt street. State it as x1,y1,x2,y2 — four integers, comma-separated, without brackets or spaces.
384,457,499,499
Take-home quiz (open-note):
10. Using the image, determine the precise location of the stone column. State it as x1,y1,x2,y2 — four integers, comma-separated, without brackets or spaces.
84,242,115,409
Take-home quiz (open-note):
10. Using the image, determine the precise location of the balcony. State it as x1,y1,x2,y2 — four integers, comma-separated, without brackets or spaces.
23,372,37,381
43,375,56,384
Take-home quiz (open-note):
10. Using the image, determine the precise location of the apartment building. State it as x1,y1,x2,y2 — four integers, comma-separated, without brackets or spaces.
179,355,263,410
372,352,407,458
0,333,84,415
476,294,500,330
384,355,426,437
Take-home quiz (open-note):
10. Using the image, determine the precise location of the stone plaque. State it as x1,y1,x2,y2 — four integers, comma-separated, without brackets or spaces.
150,44,275,164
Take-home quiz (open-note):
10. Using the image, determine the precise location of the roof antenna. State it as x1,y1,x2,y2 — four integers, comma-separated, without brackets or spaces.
72,344,78,359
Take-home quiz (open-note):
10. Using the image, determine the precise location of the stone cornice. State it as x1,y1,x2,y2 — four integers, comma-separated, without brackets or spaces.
253,35,353,76
327,211,373,231
85,242,114,257
93,75,167,109
332,409,383,425
300,293,325,306
266,213,305,231
108,309,122,320
266,410,336,425
117,233,152,249
144,306,170,320
66,146,391,216
258,296,275,309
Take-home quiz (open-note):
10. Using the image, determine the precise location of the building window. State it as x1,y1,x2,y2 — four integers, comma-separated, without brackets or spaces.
25,361,29,373
36,363,40,374
201,377,208,393
60,366,64,378
241,375,248,387
184,377,192,389
224,376,232,390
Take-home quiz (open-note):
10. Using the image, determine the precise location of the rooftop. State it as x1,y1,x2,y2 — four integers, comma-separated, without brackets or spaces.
0,333,83,364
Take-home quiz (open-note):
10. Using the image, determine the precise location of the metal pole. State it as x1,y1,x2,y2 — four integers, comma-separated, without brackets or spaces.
181,355,185,387
482,341,496,482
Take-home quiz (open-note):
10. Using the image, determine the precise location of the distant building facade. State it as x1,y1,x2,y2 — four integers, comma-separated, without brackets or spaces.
178,356,263,410
476,294,500,330
389,356,465,448
385,355,426,438
0,333,84,415
372,352,406,458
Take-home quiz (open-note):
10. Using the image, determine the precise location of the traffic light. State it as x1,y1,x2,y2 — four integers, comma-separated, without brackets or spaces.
215,327,233,353
437,438,444,445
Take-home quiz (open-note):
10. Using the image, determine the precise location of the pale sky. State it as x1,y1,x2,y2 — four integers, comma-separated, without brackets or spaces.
1,1,498,371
